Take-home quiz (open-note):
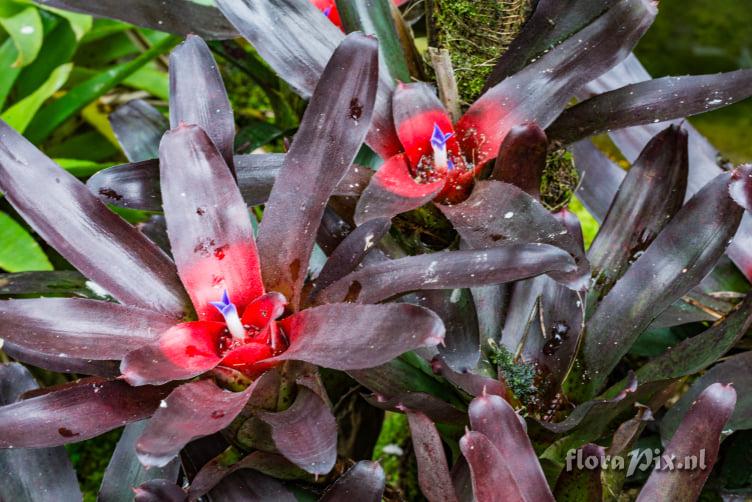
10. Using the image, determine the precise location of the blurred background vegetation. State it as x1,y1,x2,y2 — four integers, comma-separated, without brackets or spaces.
0,0,750,499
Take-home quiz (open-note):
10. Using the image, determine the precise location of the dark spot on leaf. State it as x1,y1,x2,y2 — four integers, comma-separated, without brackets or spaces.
490,234,503,242
349,98,363,121
344,281,362,302
211,410,225,419
196,207,206,216
289,259,301,283
58,427,79,438
194,238,216,257
214,244,229,260
99,188,123,201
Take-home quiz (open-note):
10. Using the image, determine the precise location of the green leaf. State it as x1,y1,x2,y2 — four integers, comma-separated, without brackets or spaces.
24,35,179,143
40,7,91,41
123,65,168,100
0,5,43,67
14,17,76,100
53,158,111,177
0,38,21,109
1,62,71,132
0,211,52,272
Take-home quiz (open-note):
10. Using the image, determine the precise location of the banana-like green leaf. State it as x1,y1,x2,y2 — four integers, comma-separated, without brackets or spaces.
0,4,43,67
1,63,71,132
0,210,51,272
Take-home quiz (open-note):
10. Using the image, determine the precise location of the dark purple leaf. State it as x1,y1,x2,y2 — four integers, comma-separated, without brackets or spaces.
169,36,235,169
405,410,458,502
0,121,188,318
500,275,546,355
451,458,473,502
110,99,168,163
459,431,526,501
0,364,82,502
159,125,262,320
215,0,401,159
3,342,119,377
439,180,589,290
99,421,180,502
456,0,655,167
731,165,752,212
581,165,752,395
548,69,752,145
207,470,296,502
470,283,506,346
469,393,555,501
570,139,625,222
320,461,385,502
36,0,238,39
133,480,186,502
181,434,230,482
0,378,171,448
139,215,171,254
0,271,91,298
137,379,254,468
258,385,337,475
587,125,688,307
256,33,378,310
638,383,736,502
274,303,444,370
431,357,507,399
484,0,619,87
0,298,175,360
490,123,548,199
314,217,391,292
553,444,604,501
318,244,575,304
363,392,466,425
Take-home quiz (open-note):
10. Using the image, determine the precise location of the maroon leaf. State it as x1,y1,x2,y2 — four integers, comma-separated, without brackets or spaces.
431,357,507,399
136,379,254,468
169,36,235,169
439,180,589,290
36,0,237,39
363,393,466,425
581,165,752,395
548,69,752,145
133,479,187,502
570,139,625,222
553,444,605,501
215,0,401,159
0,364,82,502
354,154,444,225
587,125,688,307
3,342,119,377
320,461,385,502
500,275,546,355
99,421,180,502
490,123,548,199
0,298,176,360
0,378,171,448
456,0,656,167
256,33,378,310
258,385,337,475
405,410,458,502
159,125,262,321
0,120,188,318
638,383,736,502
207,470,296,502
459,431,526,501
314,217,391,292
731,165,752,212
110,99,168,163
468,393,555,501
273,303,444,370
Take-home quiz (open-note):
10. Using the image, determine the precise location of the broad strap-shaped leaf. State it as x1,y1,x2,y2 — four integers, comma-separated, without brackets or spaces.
169,36,235,168
258,383,337,475
405,410,459,502
207,470,296,502
587,125,688,309
581,165,752,395
459,431,526,501
455,0,656,167
484,0,619,87
354,154,444,225
468,393,555,501
257,33,378,310
320,461,386,502
136,379,254,468
271,303,445,370
317,243,575,305
133,479,187,502
0,298,176,360
2,342,119,377
0,270,91,298
0,378,171,448
36,0,238,39
314,217,391,291
110,99,168,163
553,444,604,501
548,69,752,145
99,421,180,502
159,125,262,320
0,363,82,502
0,120,188,318
216,0,401,159
570,140,625,222
490,123,548,199
363,392,466,425
431,357,507,399
500,275,546,354
439,181,589,290
638,383,736,502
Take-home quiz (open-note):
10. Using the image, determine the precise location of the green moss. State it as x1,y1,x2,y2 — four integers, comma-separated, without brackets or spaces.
541,150,579,211
372,412,420,500
488,341,537,405
429,0,531,104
